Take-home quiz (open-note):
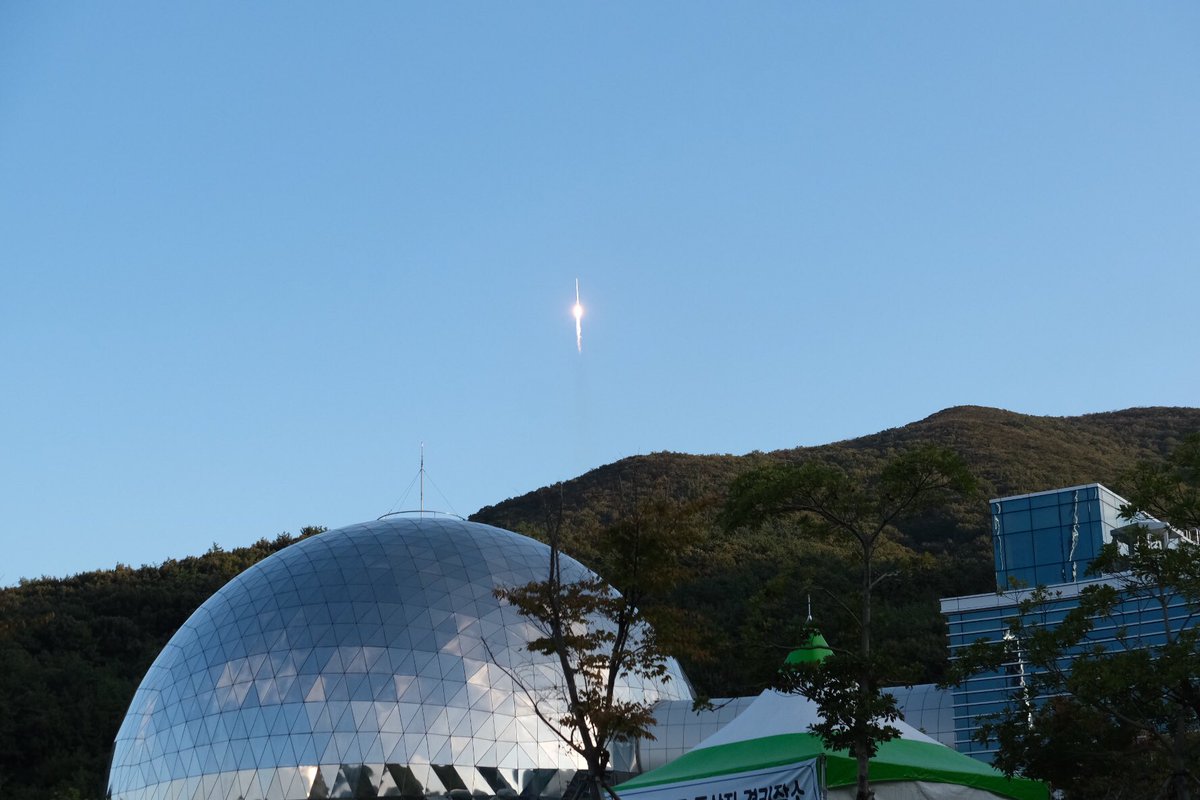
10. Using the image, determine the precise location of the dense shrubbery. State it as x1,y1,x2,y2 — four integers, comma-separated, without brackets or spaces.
0,529,325,800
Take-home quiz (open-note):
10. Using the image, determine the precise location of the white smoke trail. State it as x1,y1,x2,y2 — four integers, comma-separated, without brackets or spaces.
573,278,584,353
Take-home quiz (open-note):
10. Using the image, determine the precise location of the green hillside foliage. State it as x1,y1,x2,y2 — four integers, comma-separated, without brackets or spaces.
473,406,1200,695
2,406,1199,800
0,529,325,800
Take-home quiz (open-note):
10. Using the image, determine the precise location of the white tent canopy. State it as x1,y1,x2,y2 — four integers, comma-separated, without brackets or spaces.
617,687,1045,800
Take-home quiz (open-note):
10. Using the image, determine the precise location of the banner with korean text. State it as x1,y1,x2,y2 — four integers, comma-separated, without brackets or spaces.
618,758,822,800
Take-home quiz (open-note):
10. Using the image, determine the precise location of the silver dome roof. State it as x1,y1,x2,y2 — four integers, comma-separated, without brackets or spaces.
108,516,691,800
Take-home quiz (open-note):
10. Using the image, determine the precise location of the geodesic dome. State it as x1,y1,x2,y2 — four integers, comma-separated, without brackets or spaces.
108,516,692,800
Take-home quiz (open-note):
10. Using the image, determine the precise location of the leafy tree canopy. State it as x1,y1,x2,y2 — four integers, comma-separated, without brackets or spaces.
493,486,699,800
947,435,1200,800
723,446,975,800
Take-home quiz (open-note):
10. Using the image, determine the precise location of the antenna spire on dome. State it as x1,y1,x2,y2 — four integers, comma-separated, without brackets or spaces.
379,444,460,519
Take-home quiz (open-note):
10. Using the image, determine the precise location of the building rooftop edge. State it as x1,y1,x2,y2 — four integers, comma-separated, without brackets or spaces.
988,482,1122,506
939,576,1117,613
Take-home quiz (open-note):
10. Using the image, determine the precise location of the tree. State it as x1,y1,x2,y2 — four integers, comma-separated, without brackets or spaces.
948,539,1200,799
1122,432,1200,530
721,446,976,800
493,486,695,800
947,434,1200,800
0,527,326,800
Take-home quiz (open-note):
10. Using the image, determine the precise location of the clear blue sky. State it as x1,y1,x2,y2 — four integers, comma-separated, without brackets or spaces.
2,3,1197,584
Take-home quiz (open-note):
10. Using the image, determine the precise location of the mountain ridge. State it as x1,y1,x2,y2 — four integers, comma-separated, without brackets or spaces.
469,405,1200,697
473,405,1200,533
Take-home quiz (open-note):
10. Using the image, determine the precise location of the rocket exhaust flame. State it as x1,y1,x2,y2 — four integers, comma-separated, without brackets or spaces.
572,278,584,353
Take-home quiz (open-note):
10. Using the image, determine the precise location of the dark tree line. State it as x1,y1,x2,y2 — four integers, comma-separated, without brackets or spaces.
0,529,325,800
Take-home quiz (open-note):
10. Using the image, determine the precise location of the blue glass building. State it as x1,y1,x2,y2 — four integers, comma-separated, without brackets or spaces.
990,484,1129,590
942,483,1197,762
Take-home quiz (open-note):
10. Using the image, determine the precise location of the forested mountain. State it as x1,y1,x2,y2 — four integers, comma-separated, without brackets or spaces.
475,405,1200,535
2,406,1198,800
472,406,1200,697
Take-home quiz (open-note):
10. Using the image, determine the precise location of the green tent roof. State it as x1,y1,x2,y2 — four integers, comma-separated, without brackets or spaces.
618,730,1046,800
783,630,833,665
